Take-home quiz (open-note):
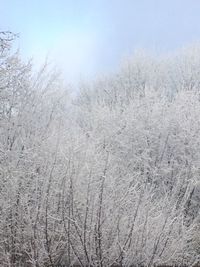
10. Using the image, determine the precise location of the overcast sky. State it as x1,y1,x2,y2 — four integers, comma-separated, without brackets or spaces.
2,0,200,81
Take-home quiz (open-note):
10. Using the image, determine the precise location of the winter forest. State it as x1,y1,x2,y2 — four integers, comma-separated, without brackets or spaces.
0,31,200,267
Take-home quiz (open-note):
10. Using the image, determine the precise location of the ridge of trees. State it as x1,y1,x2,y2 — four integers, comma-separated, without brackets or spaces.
0,33,200,267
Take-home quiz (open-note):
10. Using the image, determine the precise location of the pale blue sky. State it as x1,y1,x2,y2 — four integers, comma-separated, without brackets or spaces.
1,0,200,81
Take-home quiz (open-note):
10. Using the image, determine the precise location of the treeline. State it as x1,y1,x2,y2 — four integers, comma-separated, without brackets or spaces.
0,32,200,267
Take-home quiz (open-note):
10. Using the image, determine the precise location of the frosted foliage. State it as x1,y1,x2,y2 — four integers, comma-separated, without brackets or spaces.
0,37,200,266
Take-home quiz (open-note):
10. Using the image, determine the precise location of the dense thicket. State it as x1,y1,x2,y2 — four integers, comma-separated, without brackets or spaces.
0,34,200,267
